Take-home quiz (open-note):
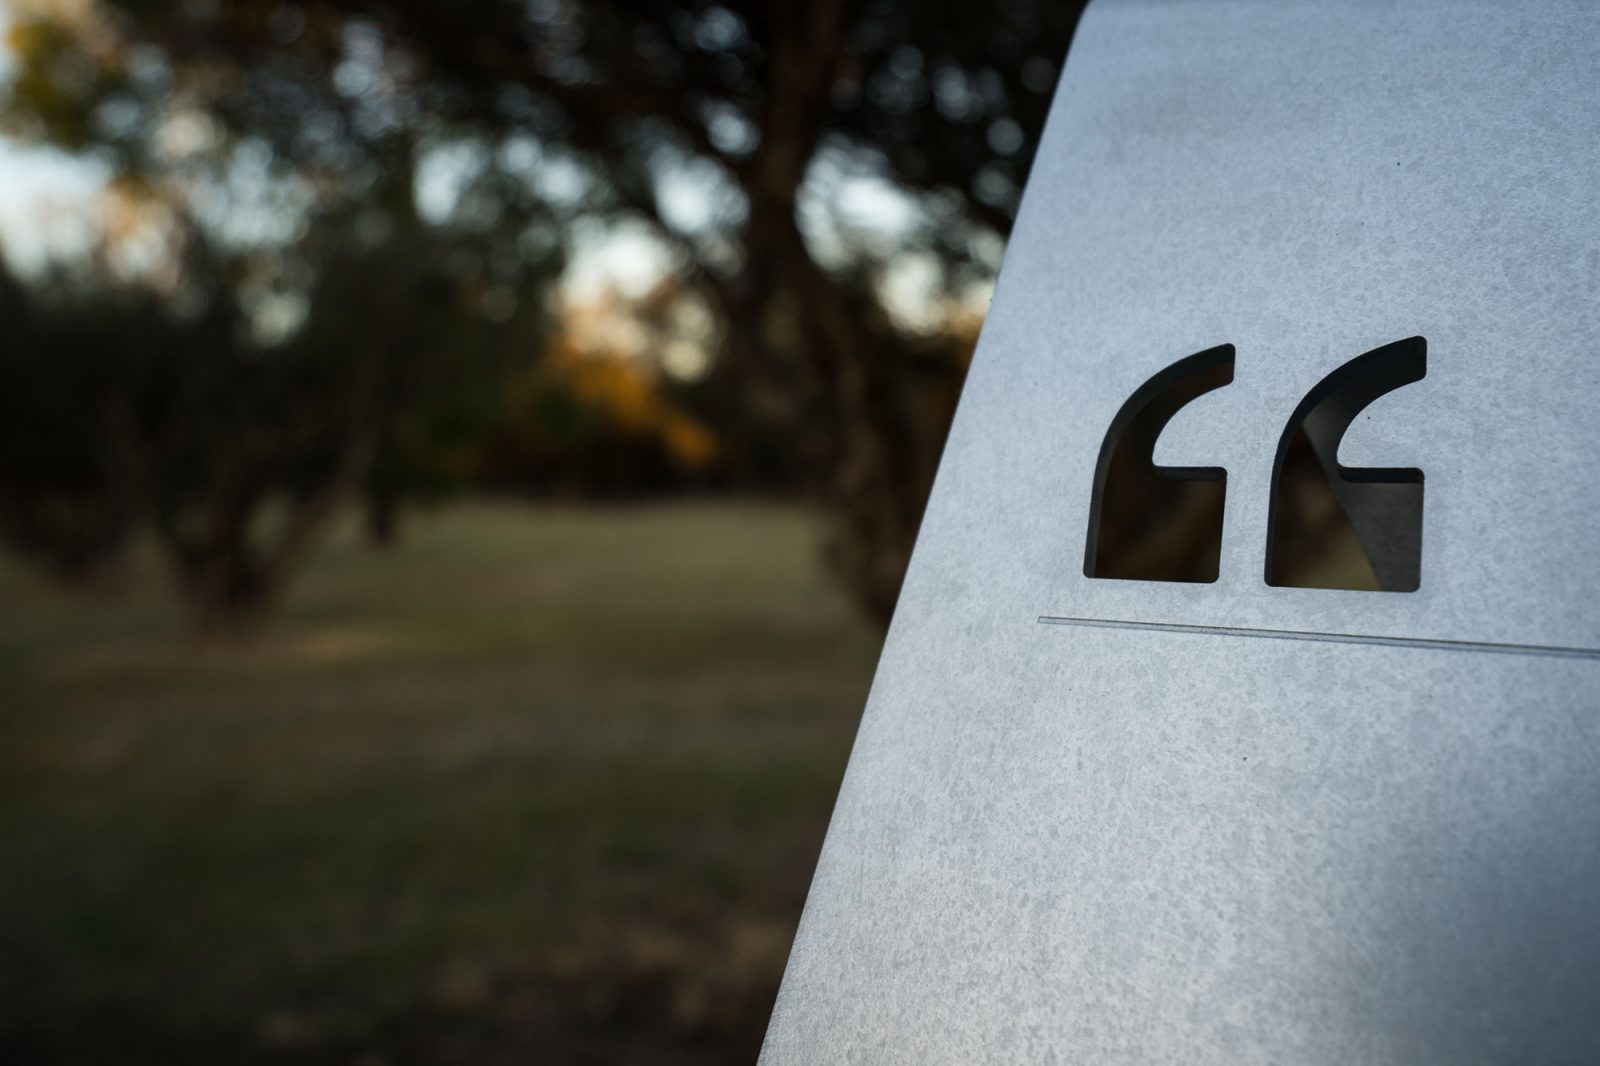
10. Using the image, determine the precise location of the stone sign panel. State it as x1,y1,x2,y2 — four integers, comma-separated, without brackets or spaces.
760,1,1600,1062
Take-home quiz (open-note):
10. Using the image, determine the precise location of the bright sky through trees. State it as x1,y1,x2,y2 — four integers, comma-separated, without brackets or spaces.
0,12,985,340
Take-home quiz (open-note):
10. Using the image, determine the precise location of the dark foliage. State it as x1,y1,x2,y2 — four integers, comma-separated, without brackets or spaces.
3,0,1085,622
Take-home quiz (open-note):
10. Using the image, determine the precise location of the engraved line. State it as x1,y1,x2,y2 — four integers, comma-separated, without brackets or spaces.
1036,616,1600,661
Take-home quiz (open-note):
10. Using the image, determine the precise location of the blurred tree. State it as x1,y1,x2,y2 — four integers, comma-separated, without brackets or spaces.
330,0,1086,621
1,2,560,627
3,0,1084,623
0,268,139,583
477,283,721,497
0,225,545,627
143,235,545,627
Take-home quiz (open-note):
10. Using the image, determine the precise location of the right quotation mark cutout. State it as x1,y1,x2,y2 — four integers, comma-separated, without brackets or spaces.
1265,337,1427,592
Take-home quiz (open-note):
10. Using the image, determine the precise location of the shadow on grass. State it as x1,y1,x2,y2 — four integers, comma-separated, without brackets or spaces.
0,502,879,1065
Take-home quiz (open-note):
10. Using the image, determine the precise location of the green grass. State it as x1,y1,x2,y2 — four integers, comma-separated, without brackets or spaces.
0,502,879,1065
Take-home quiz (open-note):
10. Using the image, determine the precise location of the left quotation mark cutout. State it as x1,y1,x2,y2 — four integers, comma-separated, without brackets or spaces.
1083,345,1235,583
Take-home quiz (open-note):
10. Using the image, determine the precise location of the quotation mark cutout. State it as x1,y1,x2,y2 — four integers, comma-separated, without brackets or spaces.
1083,345,1235,584
1085,338,1426,590
1265,337,1426,592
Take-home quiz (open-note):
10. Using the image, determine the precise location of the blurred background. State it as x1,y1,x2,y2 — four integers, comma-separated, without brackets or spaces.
0,1,1089,1062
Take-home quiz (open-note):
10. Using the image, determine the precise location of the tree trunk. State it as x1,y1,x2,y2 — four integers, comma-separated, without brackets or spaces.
718,0,938,626
365,487,399,547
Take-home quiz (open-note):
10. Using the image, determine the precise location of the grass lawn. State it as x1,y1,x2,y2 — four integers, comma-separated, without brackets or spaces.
0,502,879,1065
